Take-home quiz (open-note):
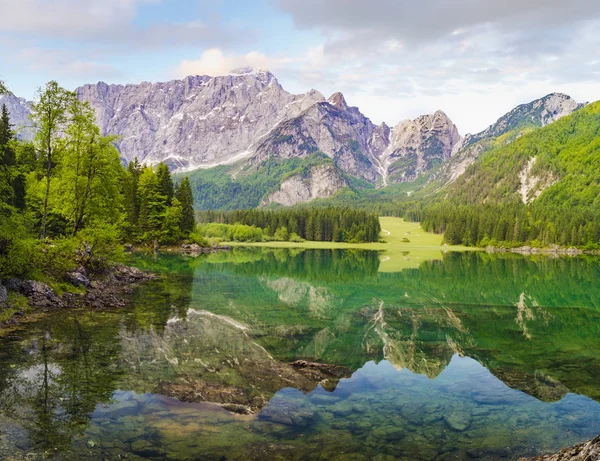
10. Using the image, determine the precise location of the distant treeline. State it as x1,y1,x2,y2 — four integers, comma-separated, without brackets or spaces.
198,207,381,243
406,202,600,249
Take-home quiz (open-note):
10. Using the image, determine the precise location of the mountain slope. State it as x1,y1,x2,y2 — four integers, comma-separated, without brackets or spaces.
252,93,461,185
416,101,600,248
436,93,585,185
76,68,326,171
446,101,600,207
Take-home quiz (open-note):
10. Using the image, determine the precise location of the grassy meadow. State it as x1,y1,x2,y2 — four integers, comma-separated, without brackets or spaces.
225,217,476,272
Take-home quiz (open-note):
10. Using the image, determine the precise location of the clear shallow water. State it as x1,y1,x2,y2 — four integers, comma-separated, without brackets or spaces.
1,249,600,460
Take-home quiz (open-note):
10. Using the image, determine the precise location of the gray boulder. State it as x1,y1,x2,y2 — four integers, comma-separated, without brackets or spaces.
66,267,91,287
21,280,55,298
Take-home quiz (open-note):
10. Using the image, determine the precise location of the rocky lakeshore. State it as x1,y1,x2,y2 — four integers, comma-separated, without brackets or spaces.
519,434,600,460
0,264,154,331
486,245,587,256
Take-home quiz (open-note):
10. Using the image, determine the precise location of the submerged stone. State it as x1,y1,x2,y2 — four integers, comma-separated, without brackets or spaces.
259,395,315,427
443,411,472,432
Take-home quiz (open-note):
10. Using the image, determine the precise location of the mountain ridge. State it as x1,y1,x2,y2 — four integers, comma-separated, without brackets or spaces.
0,70,586,208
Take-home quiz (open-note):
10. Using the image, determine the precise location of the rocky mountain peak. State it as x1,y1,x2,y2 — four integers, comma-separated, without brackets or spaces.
535,93,586,126
327,92,348,111
461,93,584,149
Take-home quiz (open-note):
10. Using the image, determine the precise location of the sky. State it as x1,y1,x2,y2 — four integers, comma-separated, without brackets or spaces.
1,0,600,134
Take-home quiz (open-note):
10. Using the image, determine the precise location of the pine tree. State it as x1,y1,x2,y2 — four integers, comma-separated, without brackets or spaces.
0,104,15,166
175,176,195,234
156,163,174,205
124,158,142,227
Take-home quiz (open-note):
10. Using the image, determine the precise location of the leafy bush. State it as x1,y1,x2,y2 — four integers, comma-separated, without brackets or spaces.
77,223,123,273
230,224,263,242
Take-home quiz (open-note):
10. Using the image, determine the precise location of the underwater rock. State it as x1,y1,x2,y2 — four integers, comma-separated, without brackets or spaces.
94,399,140,419
370,425,405,442
443,410,472,432
259,395,315,427
518,434,600,460
131,439,165,458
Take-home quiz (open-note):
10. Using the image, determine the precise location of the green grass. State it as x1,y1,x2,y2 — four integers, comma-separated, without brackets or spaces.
225,217,476,272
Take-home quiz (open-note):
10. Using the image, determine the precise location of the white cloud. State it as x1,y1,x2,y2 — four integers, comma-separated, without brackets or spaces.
0,0,139,37
173,48,294,78
19,48,120,79
0,0,255,50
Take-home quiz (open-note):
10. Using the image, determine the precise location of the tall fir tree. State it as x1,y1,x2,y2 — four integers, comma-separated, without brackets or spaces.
124,158,142,228
0,104,15,166
156,163,174,205
175,176,195,234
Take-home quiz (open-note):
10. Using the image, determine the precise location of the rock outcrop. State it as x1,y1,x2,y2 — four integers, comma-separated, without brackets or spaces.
0,92,34,140
384,110,461,183
251,93,383,183
262,164,348,206
1,70,464,185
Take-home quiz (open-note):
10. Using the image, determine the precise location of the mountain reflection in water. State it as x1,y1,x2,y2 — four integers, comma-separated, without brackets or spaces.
0,248,599,460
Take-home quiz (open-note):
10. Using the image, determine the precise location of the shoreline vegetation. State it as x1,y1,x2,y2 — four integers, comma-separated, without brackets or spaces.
0,80,197,331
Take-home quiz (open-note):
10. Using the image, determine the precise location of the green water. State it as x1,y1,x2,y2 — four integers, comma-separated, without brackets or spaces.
1,249,600,460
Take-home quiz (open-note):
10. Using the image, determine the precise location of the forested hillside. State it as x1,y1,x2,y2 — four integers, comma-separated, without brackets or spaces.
185,152,338,210
417,102,600,248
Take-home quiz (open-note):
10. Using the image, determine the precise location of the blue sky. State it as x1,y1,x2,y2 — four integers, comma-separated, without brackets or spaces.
1,0,600,134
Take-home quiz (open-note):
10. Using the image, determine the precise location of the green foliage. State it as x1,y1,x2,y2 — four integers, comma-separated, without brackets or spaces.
125,163,197,244
52,100,125,235
187,231,209,247
156,162,174,205
77,223,124,273
35,238,79,277
198,223,232,241
198,207,381,243
230,224,264,242
0,215,35,278
272,226,289,241
30,81,77,239
0,79,197,283
123,158,142,233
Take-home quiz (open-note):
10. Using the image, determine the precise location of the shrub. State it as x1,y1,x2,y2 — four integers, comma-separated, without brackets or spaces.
77,223,123,273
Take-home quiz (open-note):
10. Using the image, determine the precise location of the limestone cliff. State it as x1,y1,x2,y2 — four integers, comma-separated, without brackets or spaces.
261,164,348,207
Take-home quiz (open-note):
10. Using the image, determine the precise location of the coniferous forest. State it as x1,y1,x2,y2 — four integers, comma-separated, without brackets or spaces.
198,208,381,243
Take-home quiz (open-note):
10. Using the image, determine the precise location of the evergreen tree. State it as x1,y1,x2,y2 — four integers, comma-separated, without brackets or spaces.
156,163,174,205
175,176,195,234
137,167,167,241
0,104,15,166
124,158,142,228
